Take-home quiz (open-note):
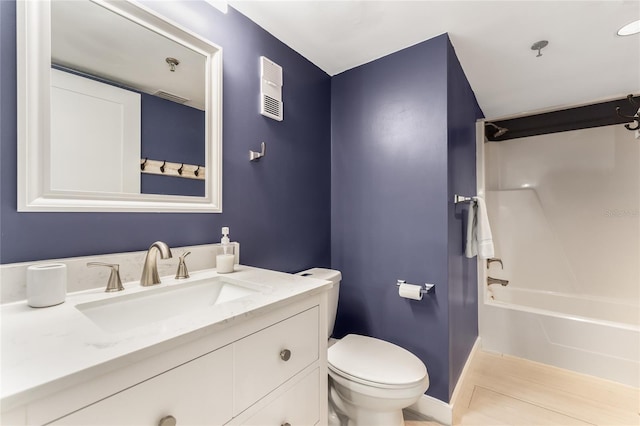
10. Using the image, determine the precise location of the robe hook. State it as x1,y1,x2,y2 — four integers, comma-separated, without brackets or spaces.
250,142,266,162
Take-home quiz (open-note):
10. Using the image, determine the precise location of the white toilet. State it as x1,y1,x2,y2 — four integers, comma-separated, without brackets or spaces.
298,268,429,426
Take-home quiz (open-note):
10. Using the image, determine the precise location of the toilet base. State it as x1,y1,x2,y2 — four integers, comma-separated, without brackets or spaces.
345,409,404,426
329,380,411,426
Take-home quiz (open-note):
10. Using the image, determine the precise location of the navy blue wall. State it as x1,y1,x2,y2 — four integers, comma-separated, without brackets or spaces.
0,0,331,271
446,38,483,397
140,94,206,197
331,35,451,402
2,0,482,403
331,34,482,402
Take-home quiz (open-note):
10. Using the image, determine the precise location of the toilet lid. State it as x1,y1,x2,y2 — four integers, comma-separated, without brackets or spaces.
328,334,427,386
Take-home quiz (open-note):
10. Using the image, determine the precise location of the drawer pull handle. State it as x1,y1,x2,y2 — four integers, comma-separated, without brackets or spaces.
282,423,291,426
280,349,292,361
158,415,177,426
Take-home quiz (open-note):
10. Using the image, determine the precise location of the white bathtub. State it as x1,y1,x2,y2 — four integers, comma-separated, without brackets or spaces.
479,286,640,388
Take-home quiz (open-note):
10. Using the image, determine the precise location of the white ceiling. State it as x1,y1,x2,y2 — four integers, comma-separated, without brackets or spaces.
229,1,640,119
52,0,206,110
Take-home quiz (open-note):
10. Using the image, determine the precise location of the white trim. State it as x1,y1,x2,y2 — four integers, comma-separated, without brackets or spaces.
407,337,481,426
450,337,481,407
408,393,452,425
475,120,488,314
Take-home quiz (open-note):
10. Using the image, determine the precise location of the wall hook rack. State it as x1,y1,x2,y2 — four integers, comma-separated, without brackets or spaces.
250,142,266,161
139,158,205,180
615,94,640,131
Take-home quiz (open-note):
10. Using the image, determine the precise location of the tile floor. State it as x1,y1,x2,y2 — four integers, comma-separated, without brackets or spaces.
405,350,639,426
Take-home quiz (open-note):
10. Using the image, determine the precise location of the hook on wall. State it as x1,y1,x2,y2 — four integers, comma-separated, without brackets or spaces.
139,158,204,180
250,142,266,162
616,94,640,131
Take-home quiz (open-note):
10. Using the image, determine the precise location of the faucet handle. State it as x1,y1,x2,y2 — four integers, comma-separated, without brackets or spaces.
87,262,124,292
486,258,504,269
175,251,191,279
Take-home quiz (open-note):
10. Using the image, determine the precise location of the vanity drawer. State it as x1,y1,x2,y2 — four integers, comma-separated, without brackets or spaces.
51,345,233,426
234,307,319,414
242,368,320,426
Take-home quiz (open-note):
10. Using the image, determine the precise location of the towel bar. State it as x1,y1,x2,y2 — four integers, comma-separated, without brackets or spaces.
454,194,476,204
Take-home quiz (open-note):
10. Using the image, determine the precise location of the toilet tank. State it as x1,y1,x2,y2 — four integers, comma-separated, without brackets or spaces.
296,268,341,338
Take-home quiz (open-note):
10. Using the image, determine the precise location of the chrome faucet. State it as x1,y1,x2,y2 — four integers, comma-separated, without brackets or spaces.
487,276,509,286
140,241,173,286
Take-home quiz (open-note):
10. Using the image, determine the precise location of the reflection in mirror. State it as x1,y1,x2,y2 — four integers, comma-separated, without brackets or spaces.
17,0,222,212
51,0,206,197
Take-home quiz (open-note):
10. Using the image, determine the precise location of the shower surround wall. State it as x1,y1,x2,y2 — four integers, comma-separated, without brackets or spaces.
0,0,331,270
479,124,640,385
331,34,483,403
484,124,639,306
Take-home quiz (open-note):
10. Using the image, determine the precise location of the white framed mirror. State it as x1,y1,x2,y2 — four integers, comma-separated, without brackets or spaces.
17,0,222,212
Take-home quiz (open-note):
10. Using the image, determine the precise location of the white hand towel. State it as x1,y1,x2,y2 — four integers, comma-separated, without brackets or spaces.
465,196,495,259
474,197,494,259
465,201,477,258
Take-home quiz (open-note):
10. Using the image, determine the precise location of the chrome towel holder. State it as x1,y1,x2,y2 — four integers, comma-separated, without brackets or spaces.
454,194,477,204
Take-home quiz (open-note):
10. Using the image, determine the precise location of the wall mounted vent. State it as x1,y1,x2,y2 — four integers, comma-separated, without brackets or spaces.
153,90,190,105
260,56,283,121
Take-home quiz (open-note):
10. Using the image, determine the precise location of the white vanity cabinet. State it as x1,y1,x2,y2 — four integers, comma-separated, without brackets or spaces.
234,306,319,414
241,368,320,426
51,346,235,426
9,294,327,426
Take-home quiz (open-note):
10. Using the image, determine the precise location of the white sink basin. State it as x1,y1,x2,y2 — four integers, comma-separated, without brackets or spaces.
76,276,258,332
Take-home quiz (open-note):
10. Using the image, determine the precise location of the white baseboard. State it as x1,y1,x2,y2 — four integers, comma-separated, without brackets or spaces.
450,337,481,406
407,337,481,426
408,393,452,425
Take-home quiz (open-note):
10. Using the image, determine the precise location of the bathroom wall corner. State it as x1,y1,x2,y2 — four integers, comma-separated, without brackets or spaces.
331,34,452,403
445,34,483,400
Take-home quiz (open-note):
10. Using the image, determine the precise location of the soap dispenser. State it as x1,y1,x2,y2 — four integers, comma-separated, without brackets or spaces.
216,227,235,273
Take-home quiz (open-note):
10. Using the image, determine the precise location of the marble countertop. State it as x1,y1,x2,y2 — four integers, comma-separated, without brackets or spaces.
0,265,331,409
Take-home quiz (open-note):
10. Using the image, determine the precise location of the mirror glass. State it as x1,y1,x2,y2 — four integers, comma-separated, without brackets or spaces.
17,0,222,212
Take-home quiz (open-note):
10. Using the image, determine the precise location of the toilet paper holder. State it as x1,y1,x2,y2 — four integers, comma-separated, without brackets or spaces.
396,280,435,294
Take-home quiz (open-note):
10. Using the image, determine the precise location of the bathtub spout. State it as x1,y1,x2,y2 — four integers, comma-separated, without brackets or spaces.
488,276,509,286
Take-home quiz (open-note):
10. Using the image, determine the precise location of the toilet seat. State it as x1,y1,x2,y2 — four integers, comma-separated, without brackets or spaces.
328,334,428,389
